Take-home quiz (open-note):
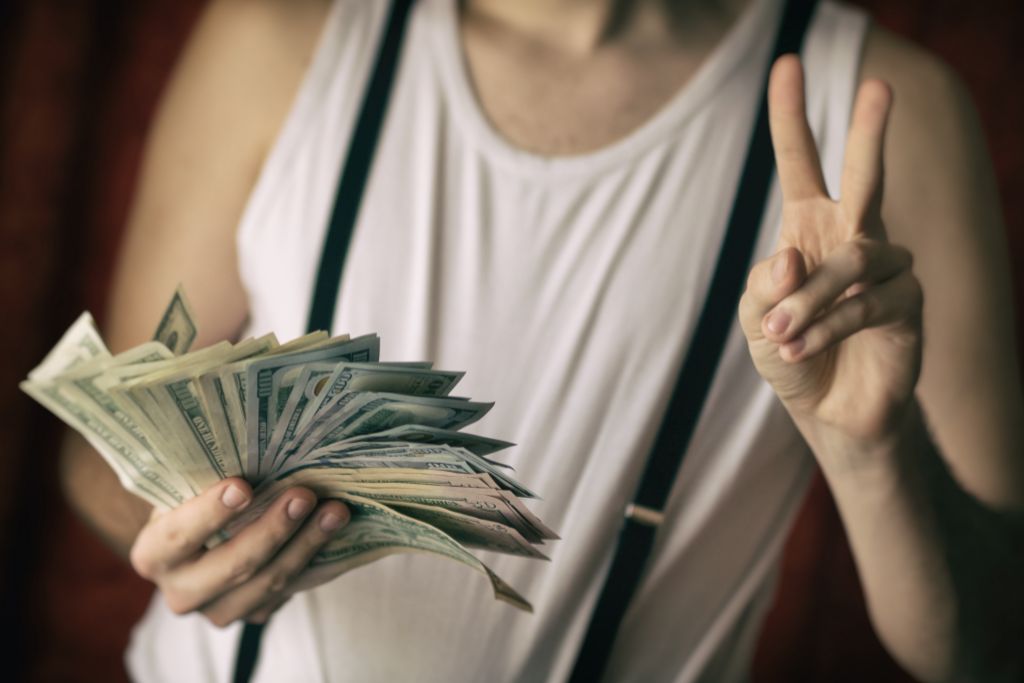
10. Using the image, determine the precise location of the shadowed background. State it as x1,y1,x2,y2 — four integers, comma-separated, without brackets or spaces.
0,1,1020,680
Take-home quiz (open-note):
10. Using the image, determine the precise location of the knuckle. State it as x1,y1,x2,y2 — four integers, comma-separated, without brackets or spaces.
129,543,156,580
246,609,271,625
164,592,195,617
312,519,337,543
783,293,807,322
264,569,292,596
226,554,260,587
746,262,764,292
846,239,872,274
162,524,193,558
201,608,235,630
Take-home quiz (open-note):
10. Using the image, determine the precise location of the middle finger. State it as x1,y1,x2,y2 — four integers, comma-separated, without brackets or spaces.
162,488,318,614
200,501,350,628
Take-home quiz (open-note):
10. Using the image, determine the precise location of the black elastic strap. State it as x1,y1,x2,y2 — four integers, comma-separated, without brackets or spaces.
232,1,414,682
306,0,415,333
568,1,818,681
232,623,264,683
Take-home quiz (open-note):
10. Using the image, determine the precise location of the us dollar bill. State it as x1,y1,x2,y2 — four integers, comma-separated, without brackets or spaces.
302,494,532,611
286,393,492,465
152,285,197,356
25,292,553,612
340,424,514,457
268,364,465,472
142,336,278,483
28,312,109,382
245,334,380,482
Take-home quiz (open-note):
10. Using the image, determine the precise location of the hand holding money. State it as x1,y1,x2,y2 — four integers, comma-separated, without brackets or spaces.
130,477,349,625
23,288,553,616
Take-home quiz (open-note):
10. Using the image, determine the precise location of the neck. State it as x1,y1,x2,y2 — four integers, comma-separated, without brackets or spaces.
463,0,751,55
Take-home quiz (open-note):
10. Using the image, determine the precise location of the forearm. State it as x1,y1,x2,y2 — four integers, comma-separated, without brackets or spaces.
59,431,152,559
804,403,1024,682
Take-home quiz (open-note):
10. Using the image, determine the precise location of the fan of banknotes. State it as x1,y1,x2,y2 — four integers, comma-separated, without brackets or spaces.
21,288,554,610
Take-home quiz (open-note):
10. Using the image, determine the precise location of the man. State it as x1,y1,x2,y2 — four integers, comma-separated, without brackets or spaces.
60,0,1023,680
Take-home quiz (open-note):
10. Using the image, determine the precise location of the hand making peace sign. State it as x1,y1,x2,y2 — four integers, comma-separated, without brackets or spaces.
740,55,923,445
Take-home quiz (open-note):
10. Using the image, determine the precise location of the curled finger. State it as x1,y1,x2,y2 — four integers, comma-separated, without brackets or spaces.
160,487,318,615
739,246,807,338
130,478,253,581
199,501,350,628
763,239,912,343
779,270,923,362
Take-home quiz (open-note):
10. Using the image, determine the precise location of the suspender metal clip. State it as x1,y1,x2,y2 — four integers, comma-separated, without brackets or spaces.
624,503,664,527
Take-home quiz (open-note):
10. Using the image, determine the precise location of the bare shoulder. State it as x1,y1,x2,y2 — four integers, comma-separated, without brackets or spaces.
858,25,1024,507
859,23,966,104
162,0,332,154
857,25,996,246
105,0,332,353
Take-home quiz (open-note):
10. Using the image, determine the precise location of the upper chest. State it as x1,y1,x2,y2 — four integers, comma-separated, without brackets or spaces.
457,7,735,156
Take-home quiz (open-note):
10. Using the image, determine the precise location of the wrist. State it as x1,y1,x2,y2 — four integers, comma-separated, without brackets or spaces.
797,399,928,484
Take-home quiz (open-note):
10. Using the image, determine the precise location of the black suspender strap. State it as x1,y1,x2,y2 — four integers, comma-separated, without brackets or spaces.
231,1,414,682
567,1,818,681
306,0,415,333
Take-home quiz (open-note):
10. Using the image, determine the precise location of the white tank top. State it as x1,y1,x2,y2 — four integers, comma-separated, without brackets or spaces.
126,0,868,680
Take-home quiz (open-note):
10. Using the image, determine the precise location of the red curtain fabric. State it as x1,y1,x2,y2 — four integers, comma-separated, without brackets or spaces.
0,1,1019,681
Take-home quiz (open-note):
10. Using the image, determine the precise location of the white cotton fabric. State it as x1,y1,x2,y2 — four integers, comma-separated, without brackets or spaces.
126,0,868,680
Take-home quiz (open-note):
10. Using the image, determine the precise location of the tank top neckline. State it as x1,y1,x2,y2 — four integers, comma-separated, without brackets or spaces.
425,0,783,179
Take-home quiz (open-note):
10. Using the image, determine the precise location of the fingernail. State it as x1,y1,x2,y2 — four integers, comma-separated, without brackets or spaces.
287,498,313,521
772,252,788,283
766,310,791,335
221,484,249,509
319,512,343,532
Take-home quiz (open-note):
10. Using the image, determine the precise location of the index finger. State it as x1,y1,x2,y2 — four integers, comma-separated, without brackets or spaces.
768,55,828,202
131,477,252,577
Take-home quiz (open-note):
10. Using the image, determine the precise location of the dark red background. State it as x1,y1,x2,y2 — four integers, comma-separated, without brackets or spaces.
1,1,1020,681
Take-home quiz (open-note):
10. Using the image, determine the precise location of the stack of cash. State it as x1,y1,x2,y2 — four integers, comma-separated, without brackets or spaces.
21,288,553,610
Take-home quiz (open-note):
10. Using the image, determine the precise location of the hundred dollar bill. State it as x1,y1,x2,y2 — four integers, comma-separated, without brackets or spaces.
265,451,484,489
324,481,556,543
246,334,380,482
138,336,277,485
286,393,492,465
216,330,332,469
297,494,532,611
308,441,536,498
55,342,196,498
193,334,279,475
339,424,514,457
20,319,182,507
268,363,465,471
28,312,109,382
382,500,548,559
264,363,336,468
263,352,410,436
25,292,552,612
102,342,234,490
23,378,180,508
296,362,458,431
274,466,500,490
152,285,197,355
257,466,543,558
296,361,434,430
